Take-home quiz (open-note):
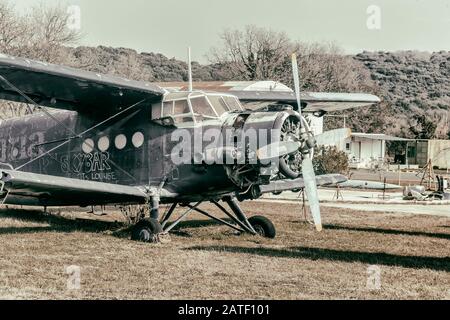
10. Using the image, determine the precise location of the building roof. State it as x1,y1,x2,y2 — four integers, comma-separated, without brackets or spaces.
351,133,413,141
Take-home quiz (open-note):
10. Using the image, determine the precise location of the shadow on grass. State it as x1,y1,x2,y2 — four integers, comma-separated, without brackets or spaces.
185,245,450,272
0,208,229,238
324,224,450,240
0,208,125,235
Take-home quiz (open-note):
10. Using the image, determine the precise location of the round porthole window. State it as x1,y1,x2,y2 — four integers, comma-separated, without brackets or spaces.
98,136,110,152
82,138,94,153
132,132,144,148
115,134,127,150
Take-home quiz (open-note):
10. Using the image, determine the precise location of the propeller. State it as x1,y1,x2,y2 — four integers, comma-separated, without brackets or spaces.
256,140,301,162
291,53,322,232
200,140,301,164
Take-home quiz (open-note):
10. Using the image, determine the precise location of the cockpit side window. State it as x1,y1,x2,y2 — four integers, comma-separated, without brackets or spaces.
174,99,190,114
157,92,241,125
190,96,217,118
207,95,229,115
160,99,194,124
172,99,194,123
223,96,242,111
162,101,174,117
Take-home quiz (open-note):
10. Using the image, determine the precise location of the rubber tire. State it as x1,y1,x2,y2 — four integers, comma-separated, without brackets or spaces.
248,215,276,238
131,218,163,242
279,158,301,179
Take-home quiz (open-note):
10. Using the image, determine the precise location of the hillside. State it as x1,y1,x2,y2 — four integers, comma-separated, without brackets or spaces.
355,51,450,138
61,46,450,139
63,46,223,82
2,45,448,139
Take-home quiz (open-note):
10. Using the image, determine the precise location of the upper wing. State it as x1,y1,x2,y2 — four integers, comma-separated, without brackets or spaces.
232,91,381,113
0,169,148,206
0,54,164,116
157,81,380,113
258,174,347,194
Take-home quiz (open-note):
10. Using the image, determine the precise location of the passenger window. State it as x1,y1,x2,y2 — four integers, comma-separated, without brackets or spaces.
191,96,216,117
174,99,190,114
208,96,228,115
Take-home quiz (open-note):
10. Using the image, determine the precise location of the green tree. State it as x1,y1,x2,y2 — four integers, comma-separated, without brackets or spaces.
409,115,437,139
312,146,349,175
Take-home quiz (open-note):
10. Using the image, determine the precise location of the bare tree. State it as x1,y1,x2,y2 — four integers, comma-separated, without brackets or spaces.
21,4,81,63
210,25,385,133
209,25,293,81
0,2,29,55
209,25,375,94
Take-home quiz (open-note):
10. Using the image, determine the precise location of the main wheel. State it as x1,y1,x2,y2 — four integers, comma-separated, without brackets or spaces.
131,218,163,242
248,215,276,238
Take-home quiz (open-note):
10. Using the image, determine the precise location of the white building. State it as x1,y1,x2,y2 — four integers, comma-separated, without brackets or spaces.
345,133,410,169
316,129,412,169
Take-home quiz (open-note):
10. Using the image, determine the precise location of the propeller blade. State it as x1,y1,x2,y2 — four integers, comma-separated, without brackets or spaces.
292,53,322,231
257,141,301,161
301,158,322,231
291,53,303,121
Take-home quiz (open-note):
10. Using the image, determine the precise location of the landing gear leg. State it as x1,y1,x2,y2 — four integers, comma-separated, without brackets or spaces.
223,196,257,234
149,196,159,219
130,195,164,243
152,198,276,239
221,196,276,238
160,203,177,228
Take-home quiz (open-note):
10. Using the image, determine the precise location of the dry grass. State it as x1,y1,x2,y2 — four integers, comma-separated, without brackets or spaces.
0,201,448,300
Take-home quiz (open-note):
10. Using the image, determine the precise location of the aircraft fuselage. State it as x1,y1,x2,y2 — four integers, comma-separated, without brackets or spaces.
0,107,235,202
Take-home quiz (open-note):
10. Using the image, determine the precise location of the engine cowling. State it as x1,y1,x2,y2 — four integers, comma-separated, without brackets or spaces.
219,110,315,189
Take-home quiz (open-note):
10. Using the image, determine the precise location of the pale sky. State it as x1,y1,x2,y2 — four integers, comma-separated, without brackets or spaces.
13,0,450,62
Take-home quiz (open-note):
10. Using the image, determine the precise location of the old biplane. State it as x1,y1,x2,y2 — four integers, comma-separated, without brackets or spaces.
0,50,380,242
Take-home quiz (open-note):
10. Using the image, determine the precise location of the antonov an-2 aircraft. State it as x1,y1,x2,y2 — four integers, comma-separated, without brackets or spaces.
0,52,380,242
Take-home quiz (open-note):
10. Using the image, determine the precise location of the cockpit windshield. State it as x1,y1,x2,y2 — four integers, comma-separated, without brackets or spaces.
152,91,243,125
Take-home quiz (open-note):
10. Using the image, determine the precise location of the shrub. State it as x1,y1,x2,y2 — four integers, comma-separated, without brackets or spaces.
313,146,349,175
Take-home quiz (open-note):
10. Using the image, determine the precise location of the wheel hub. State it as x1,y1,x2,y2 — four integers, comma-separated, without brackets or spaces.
139,229,151,242
253,225,266,237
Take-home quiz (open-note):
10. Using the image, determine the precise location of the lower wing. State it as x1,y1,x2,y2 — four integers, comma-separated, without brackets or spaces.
0,170,148,206
258,174,347,194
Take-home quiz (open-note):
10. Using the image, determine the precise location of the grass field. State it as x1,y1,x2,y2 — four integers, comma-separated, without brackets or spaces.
0,201,448,299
